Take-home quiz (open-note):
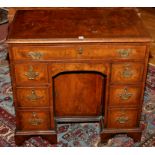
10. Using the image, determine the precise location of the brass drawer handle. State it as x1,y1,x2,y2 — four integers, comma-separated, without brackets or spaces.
77,47,83,54
119,88,133,100
28,51,43,60
27,90,43,101
29,112,43,126
117,49,132,58
116,116,129,124
24,66,39,80
121,64,133,78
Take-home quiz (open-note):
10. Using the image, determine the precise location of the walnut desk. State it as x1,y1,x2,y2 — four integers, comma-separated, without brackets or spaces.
7,8,151,145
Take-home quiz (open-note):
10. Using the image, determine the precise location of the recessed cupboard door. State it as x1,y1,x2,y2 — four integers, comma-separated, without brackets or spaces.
54,72,105,116
48,63,109,117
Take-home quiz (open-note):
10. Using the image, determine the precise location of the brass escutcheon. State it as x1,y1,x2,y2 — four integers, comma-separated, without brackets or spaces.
119,88,133,100
28,51,43,60
77,47,83,54
29,112,43,126
117,49,132,58
27,90,43,101
24,66,39,80
121,64,133,78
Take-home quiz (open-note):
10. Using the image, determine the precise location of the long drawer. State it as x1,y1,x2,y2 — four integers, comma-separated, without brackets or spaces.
11,45,146,60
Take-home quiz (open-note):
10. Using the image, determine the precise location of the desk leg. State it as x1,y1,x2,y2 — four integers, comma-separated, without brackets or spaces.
15,131,57,146
100,128,142,144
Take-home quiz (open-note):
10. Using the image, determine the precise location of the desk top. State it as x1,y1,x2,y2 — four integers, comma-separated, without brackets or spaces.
7,8,151,43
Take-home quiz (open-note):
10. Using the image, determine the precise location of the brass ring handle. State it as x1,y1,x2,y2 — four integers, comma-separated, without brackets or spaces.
77,47,83,54
27,90,43,101
119,88,133,100
117,49,132,58
24,66,39,80
28,51,43,60
29,112,43,126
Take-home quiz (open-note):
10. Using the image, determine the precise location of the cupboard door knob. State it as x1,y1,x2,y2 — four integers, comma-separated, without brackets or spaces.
29,112,43,126
117,49,131,58
28,51,43,60
27,90,43,101
24,66,39,80
77,47,83,54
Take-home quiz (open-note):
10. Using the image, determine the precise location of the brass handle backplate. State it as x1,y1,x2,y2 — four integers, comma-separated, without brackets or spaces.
119,88,133,100
116,116,129,124
29,112,43,126
28,51,43,60
24,66,39,80
117,49,132,58
27,90,43,101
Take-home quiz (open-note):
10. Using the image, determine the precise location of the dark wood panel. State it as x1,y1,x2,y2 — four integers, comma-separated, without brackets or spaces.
54,72,105,116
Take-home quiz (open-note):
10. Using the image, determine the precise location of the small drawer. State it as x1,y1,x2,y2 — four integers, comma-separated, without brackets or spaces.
11,45,146,60
17,110,50,131
107,109,138,129
111,63,144,83
109,85,141,107
16,87,49,107
14,63,48,85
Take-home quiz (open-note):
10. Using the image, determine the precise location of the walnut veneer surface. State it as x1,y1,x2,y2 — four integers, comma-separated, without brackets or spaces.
7,8,151,145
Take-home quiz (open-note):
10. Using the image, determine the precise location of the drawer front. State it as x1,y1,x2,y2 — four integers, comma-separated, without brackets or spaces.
109,85,141,107
14,63,48,85
17,110,50,130
12,45,146,60
107,109,138,129
111,63,144,83
49,63,109,76
16,87,49,107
